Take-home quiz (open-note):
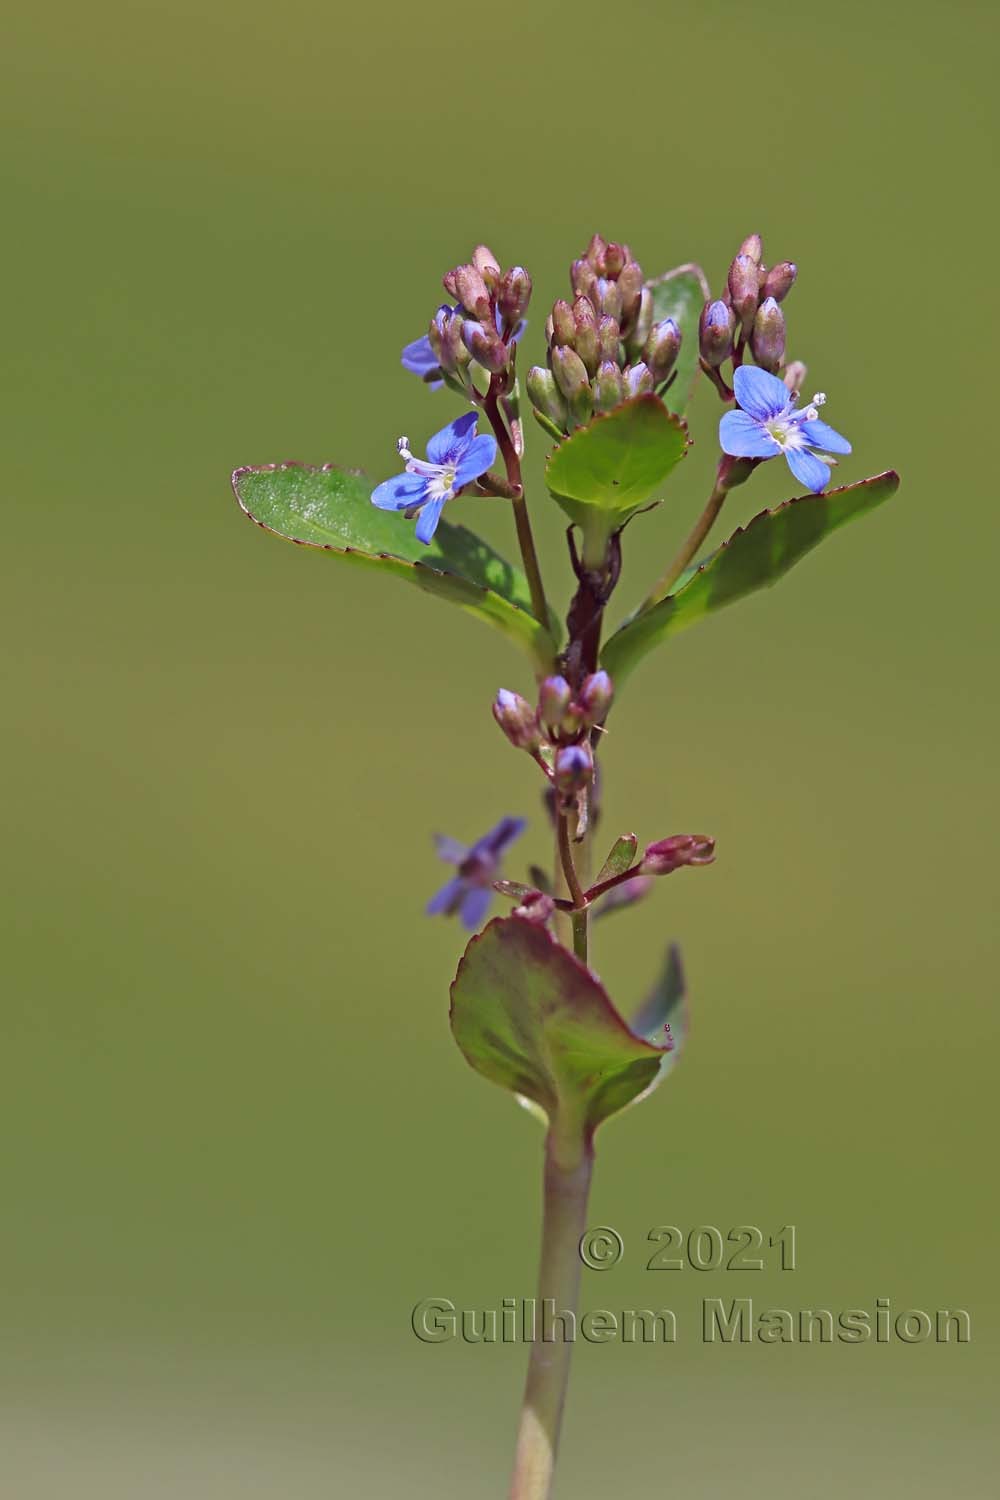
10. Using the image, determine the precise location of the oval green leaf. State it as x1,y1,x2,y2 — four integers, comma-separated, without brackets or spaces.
646,263,711,416
450,917,667,1136
232,461,559,670
594,833,638,885
602,470,901,686
545,395,689,530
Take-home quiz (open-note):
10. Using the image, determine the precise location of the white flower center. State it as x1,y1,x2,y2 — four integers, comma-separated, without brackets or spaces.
396,436,459,501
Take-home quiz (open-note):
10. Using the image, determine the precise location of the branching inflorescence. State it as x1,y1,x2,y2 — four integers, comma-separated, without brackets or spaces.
231,229,899,1500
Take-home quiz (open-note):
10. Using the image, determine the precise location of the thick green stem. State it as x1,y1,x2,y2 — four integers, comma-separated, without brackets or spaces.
508,1128,594,1500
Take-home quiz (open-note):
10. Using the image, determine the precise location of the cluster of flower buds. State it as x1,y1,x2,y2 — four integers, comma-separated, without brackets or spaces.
492,669,614,818
426,246,532,395
526,234,681,435
698,233,801,398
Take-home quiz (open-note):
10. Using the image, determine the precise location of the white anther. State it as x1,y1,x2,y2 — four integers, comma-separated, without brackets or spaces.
396,436,414,462
811,392,827,407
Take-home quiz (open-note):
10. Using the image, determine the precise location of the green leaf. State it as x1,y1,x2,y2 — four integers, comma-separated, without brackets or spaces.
544,396,689,552
232,461,559,669
450,918,667,1136
602,470,901,686
646,263,711,416
595,833,638,885
628,945,688,1100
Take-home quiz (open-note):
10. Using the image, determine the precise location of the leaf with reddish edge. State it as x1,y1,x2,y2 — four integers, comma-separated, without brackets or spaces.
594,833,638,885
646,263,711,416
232,460,560,670
450,917,668,1137
602,470,901,687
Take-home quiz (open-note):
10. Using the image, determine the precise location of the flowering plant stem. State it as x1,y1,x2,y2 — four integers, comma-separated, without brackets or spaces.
509,1128,594,1500
557,811,590,965
643,467,729,608
479,377,551,635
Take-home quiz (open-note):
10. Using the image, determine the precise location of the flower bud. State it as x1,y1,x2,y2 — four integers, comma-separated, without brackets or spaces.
738,232,763,264
551,299,577,348
597,315,621,364
728,254,759,335
699,300,735,367
577,670,614,724
526,366,569,431
551,345,590,403
513,889,556,925
592,277,623,321
554,742,594,792
498,266,532,324
453,264,492,321
625,362,654,396
472,244,501,290
492,688,542,751
462,320,508,372
592,360,625,412
573,296,599,374
570,258,598,302
616,262,644,333
782,359,808,397
604,241,627,277
625,286,654,357
644,317,682,383
750,296,786,373
762,260,797,303
585,233,607,271
640,834,716,876
538,675,573,731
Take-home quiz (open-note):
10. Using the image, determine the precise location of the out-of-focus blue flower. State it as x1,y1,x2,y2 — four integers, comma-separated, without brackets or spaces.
719,365,851,493
370,412,496,544
427,816,527,930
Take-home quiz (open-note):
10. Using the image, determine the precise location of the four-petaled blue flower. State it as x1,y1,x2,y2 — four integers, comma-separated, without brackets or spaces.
427,816,526,930
371,412,496,544
719,365,852,494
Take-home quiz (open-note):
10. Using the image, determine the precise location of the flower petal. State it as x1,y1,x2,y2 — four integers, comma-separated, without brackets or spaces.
801,418,852,455
371,474,428,511
401,334,440,378
426,876,465,917
784,445,831,493
414,494,447,543
733,365,790,421
459,884,493,931
434,834,468,865
475,816,527,859
426,410,479,464
454,433,498,488
719,410,781,459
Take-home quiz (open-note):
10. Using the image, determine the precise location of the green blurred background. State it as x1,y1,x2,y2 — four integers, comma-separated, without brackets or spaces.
3,1,997,1493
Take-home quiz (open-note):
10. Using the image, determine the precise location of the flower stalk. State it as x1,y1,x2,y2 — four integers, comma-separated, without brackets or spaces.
508,1127,594,1500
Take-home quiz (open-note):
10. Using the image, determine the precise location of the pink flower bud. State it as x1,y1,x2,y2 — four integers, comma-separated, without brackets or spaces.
640,834,716,876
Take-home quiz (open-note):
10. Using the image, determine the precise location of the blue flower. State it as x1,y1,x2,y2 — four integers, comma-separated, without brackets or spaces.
427,816,526,930
719,365,852,493
371,412,497,544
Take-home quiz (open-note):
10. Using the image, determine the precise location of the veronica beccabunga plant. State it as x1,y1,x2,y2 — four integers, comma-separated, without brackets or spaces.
231,232,899,1499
